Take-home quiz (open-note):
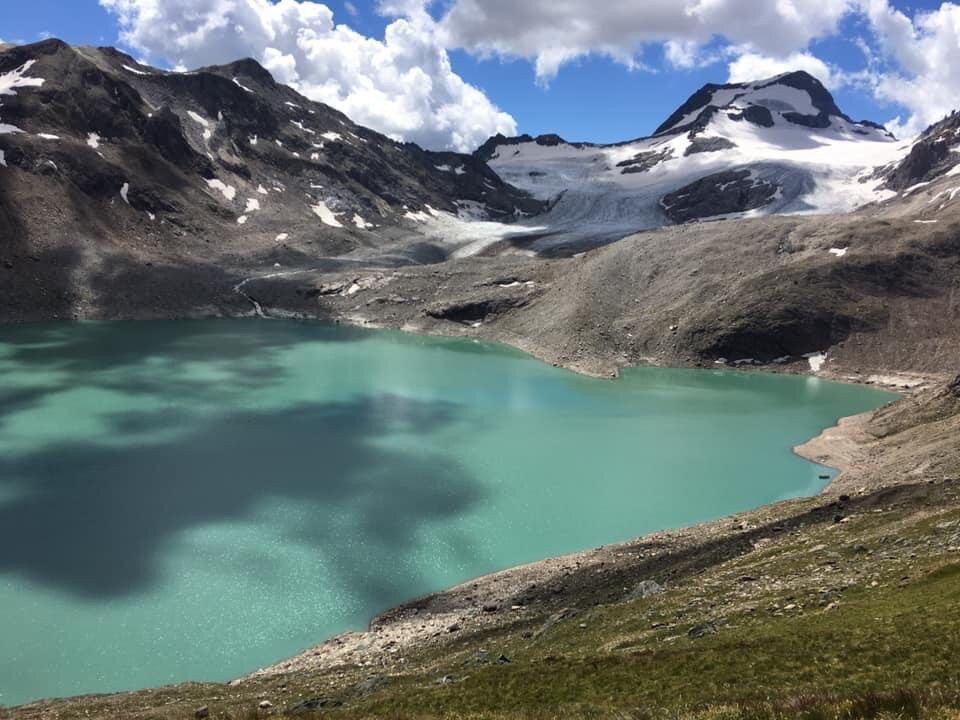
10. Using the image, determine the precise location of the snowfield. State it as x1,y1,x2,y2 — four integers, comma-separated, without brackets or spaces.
483,73,904,251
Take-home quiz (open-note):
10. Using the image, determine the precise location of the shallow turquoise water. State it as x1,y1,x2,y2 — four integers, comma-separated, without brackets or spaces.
0,320,895,706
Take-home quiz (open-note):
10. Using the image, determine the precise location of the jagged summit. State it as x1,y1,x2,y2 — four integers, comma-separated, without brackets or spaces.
878,110,960,191
655,70,891,139
476,70,892,164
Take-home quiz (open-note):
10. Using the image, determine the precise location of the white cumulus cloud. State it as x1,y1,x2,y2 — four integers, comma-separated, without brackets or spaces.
428,0,960,138
98,0,516,151
727,51,838,88
97,0,960,146
436,0,853,81
857,0,960,136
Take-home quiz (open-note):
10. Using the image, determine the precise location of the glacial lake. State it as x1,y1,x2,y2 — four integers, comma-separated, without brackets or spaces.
0,320,896,706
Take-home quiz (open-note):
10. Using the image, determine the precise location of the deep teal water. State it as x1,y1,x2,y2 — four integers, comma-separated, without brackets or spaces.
0,320,895,706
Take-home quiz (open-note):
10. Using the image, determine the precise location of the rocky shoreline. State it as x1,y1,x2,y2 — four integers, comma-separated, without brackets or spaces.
237,355,947,682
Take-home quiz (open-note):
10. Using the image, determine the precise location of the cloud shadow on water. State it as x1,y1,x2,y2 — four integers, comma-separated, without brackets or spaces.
0,318,372,427
0,389,486,607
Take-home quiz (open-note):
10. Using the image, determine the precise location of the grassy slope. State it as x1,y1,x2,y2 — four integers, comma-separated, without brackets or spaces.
8,478,960,720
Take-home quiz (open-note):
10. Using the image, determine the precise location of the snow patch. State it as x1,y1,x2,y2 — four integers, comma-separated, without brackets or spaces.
245,198,261,213
902,181,932,196
257,185,268,195
804,352,827,373
87,133,101,149
249,135,259,146
187,111,209,128
914,219,938,224
352,214,372,229
404,209,431,222
0,123,24,135
312,201,343,227
398,204,547,258
0,60,46,96
232,77,254,93
36,133,59,140
120,183,130,204
237,215,248,225
122,64,152,76
275,233,289,242
292,120,315,135
828,247,848,257
0,150,5,168
321,131,342,142
204,178,237,201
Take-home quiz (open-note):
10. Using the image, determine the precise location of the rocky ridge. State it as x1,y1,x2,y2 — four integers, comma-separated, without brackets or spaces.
0,39,543,286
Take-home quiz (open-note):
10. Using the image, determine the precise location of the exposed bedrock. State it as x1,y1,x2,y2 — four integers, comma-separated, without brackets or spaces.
659,169,779,223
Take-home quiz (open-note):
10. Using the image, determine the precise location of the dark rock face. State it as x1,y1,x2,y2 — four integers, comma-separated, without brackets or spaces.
654,71,889,138
143,107,213,173
474,133,534,160
684,136,737,156
782,111,832,129
0,38,544,268
949,375,960,398
534,133,566,147
426,296,529,324
730,105,775,128
682,250,946,363
0,40,145,141
883,112,960,191
618,147,675,174
655,83,728,136
474,132,594,161
659,169,779,223
763,71,844,122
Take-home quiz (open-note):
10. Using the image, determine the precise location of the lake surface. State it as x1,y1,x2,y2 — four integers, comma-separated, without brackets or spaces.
0,320,895,706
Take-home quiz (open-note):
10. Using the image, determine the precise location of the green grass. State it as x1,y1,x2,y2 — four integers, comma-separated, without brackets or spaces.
345,564,960,717
6,483,960,720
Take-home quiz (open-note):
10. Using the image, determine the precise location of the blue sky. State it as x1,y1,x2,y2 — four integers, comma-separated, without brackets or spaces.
0,0,952,146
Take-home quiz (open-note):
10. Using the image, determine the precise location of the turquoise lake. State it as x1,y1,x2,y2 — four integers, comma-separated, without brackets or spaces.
0,320,896,706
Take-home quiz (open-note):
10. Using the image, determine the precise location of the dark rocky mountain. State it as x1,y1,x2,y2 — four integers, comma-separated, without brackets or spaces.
0,39,541,259
653,70,893,138
880,111,960,191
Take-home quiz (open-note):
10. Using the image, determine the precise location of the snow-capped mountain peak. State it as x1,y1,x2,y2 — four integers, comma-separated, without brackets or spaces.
477,70,904,253
655,71,892,141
